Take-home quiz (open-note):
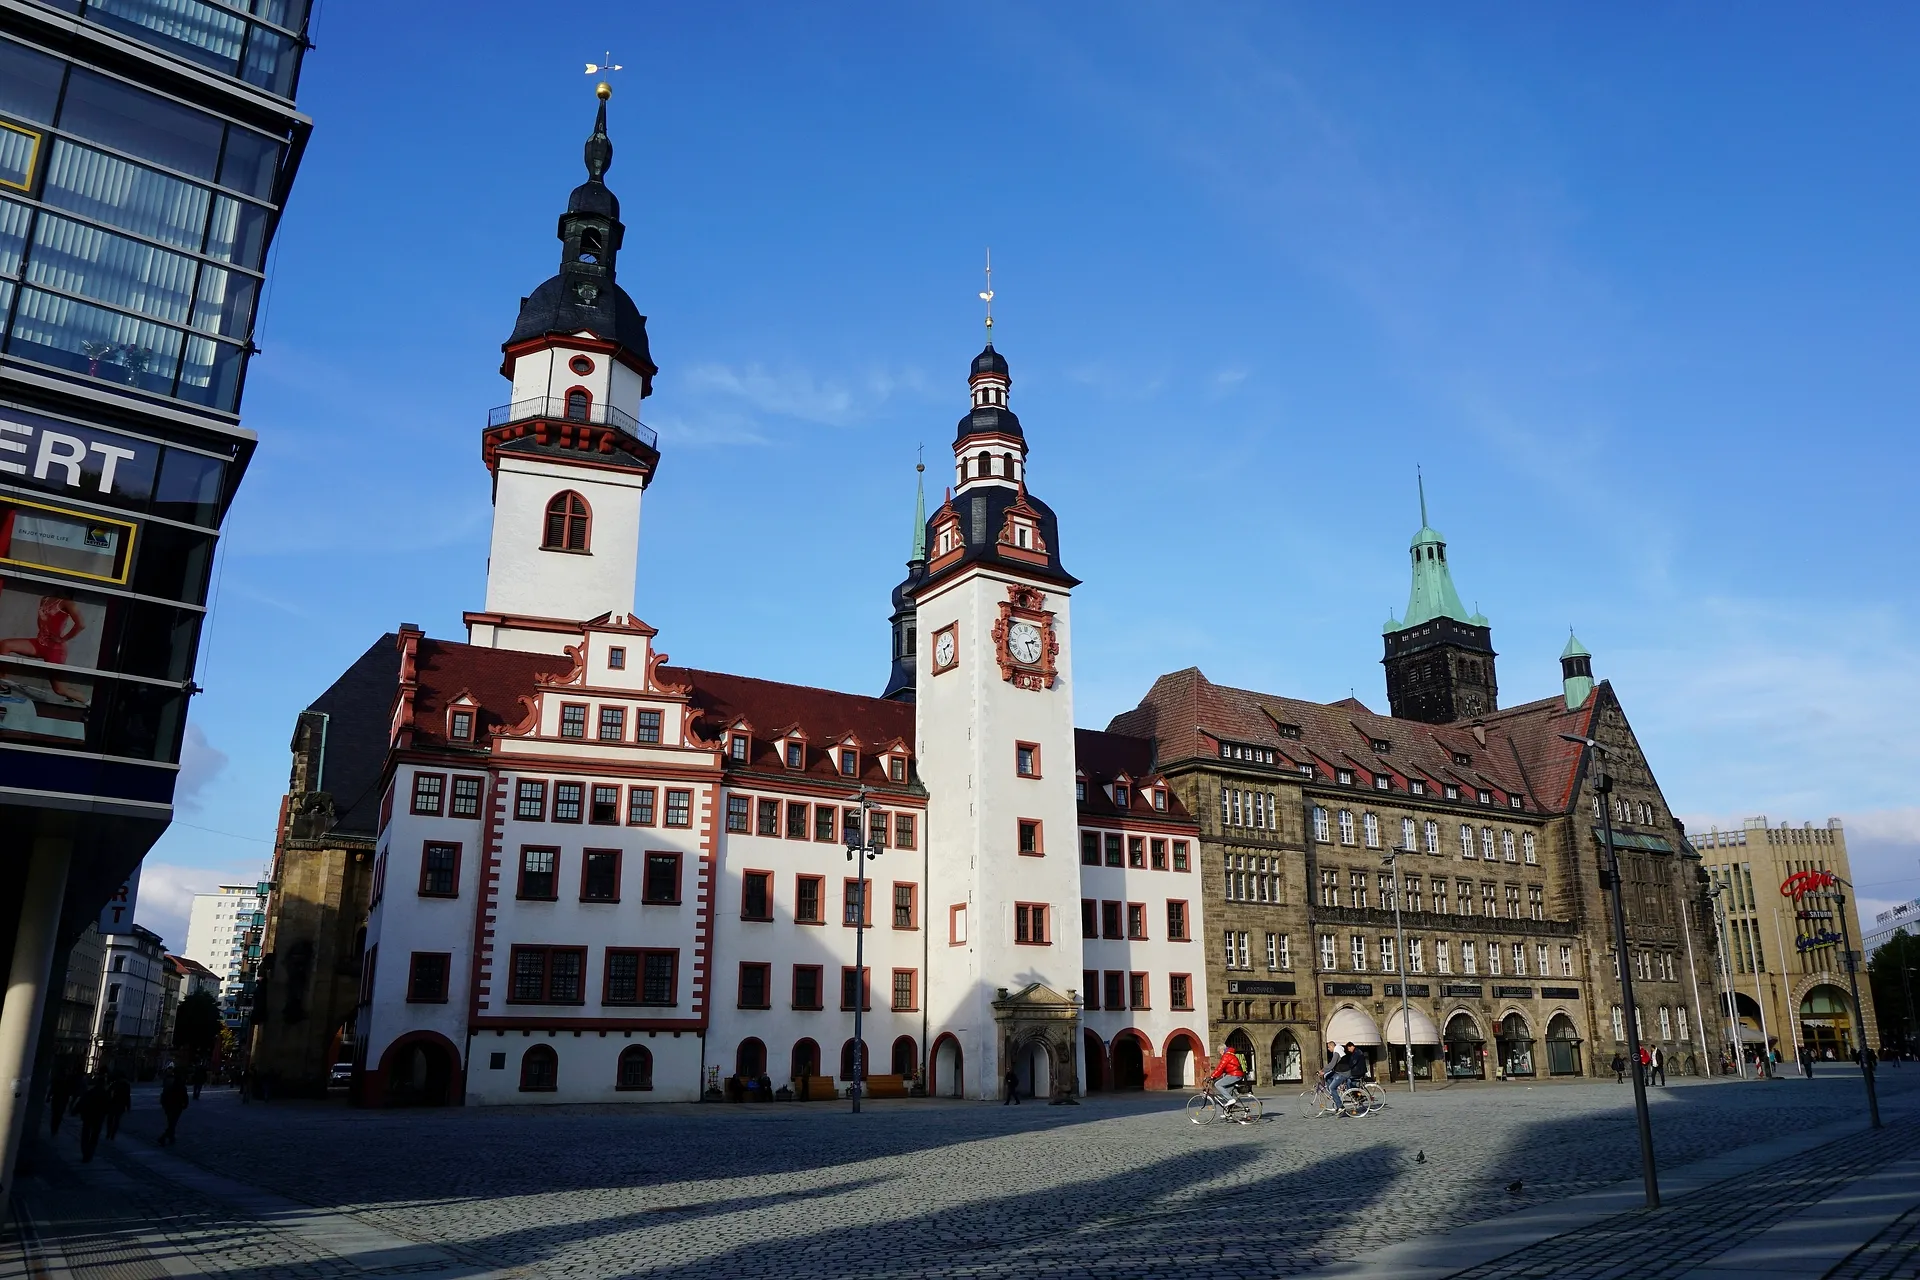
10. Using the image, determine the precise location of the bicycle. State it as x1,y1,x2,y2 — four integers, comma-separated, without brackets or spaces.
1297,1076,1368,1118
1187,1080,1264,1125
1354,1079,1388,1113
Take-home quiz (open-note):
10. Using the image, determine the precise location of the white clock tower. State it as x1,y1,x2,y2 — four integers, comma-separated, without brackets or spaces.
918,338,1086,1100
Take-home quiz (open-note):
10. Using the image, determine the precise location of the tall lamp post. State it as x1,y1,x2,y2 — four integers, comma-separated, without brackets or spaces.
1562,734,1659,1209
1384,846,1417,1094
844,787,886,1114
1706,882,1746,1079
1823,874,1880,1129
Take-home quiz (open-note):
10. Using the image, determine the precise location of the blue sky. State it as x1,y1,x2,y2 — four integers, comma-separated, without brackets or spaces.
139,3,1920,948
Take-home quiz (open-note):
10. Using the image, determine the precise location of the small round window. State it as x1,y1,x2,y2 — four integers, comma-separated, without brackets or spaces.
568,355,594,376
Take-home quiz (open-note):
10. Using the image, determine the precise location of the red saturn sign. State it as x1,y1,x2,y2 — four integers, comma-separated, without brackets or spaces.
1781,869,1838,903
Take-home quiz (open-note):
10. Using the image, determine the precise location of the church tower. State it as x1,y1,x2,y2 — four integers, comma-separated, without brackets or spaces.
917,331,1086,1100
880,462,927,701
1380,477,1498,722
469,84,662,654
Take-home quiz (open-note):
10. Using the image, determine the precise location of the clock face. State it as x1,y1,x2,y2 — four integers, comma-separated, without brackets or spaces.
1007,621,1043,665
934,631,956,669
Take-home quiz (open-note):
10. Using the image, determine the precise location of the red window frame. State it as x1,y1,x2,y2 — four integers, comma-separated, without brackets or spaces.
448,707,474,742
664,788,692,828
792,964,824,1010
842,878,872,928
1166,898,1190,941
641,851,682,904
589,784,621,825
1082,969,1100,1009
558,702,588,740
949,903,967,946
406,951,451,1003
505,945,587,1004
891,881,918,930
1015,741,1041,778
449,774,484,819
1015,902,1050,945
1101,900,1122,940
1170,972,1193,1010
741,869,774,921
1128,837,1146,869
580,848,622,903
517,846,559,901
1017,818,1043,857
894,812,916,849
627,786,656,826
603,948,679,1006
814,806,836,842
1127,901,1148,941
597,706,626,741
737,961,773,1009
726,794,751,834
615,1044,653,1091
890,968,918,1013
418,841,461,898
1081,898,1098,938
410,771,446,816
795,874,825,925
519,1044,558,1092
1129,972,1150,1009
1103,970,1124,1012
840,966,872,1011
542,490,591,552
756,798,779,836
786,801,809,839
1172,840,1190,872
889,755,907,782
552,781,585,823
514,779,547,822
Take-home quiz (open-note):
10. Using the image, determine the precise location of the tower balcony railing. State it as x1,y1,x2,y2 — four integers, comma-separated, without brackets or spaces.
488,396,656,450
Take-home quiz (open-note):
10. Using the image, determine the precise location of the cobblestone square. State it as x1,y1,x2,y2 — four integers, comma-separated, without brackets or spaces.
13,1070,1916,1279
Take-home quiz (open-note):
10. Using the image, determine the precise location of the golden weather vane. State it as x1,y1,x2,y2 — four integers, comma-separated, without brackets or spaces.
586,50,622,98
979,248,994,336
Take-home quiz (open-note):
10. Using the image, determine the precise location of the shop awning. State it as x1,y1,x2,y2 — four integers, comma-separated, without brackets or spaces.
1737,1026,1768,1044
1384,1006,1441,1046
1327,1006,1383,1047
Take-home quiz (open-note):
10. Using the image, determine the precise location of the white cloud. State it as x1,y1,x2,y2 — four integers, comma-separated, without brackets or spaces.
132,860,227,957
680,362,930,430
175,723,229,812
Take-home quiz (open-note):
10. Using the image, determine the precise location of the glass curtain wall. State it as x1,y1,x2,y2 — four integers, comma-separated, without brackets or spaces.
34,0,309,99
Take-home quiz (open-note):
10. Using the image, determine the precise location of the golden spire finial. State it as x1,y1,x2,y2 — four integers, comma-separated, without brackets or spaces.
586,50,622,99
978,247,994,337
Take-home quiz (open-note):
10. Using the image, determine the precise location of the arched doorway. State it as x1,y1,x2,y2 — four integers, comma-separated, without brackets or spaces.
791,1038,820,1082
1497,1013,1535,1078
736,1038,767,1079
840,1038,869,1084
1325,1007,1381,1078
617,1045,653,1090
1083,1030,1107,1092
1112,1033,1147,1090
1269,1030,1303,1083
1012,1034,1055,1099
519,1044,557,1093
1800,985,1854,1059
1724,991,1769,1058
1226,1028,1257,1084
378,1033,458,1106
1164,1032,1200,1089
891,1036,918,1078
1444,1012,1486,1079
931,1034,964,1097
1545,1014,1582,1076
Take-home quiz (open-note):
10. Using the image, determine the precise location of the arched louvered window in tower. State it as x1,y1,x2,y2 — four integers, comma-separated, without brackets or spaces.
565,387,591,421
543,491,591,552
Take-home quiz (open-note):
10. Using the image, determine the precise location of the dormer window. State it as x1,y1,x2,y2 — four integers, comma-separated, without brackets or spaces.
839,749,858,778
1477,790,1491,805
1411,780,1426,796
1336,769,1354,786
1076,780,1086,802
1452,751,1472,766
1374,774,1391,791
889,755,906,783
449,710,473,742
1153,788,1167,812
1370,738,1391,753
607,646,626,669
1444,784,1460,801
785,742,803,769
1113,783,1130,807
728,735,748,763
1509,795,1523,810
1015,525,1030,548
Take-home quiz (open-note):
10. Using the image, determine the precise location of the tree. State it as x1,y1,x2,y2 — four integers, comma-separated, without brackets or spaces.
172,989,222,1059
1868,929,1919,1051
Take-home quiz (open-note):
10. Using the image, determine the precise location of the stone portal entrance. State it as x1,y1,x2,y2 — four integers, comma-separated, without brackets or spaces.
993,983,1081,1101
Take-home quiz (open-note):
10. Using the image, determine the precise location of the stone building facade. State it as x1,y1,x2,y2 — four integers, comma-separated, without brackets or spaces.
1694,817,1877,1062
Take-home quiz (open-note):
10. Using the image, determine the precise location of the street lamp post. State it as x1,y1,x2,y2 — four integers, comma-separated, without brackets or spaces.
1563,734,1659,1209
1707,883,1745,1079
1385,846,1416,1094
844,787,885,1114
1824,876,1880,1129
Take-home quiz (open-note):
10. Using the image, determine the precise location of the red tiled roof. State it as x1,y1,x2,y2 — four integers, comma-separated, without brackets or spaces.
1073,727,1196,824
672,667,920,790
410,638,572,749
1109,667,1599,815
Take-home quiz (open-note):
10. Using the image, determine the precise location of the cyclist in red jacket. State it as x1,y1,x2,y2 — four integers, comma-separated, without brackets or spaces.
1208,1046,1247,1110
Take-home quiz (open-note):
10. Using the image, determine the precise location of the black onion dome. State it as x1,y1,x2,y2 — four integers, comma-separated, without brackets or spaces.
954,404,1024,442
507,275,654,360
568,179,619,219
972,342,1009,377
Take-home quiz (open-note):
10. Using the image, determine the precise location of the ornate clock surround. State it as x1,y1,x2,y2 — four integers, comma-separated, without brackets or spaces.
991,584,1059,690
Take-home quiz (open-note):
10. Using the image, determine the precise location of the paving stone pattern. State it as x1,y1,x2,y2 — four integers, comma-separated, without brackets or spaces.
1826,1200,1920,1280
1447,1113,1920,1280
65,1071,1920,1279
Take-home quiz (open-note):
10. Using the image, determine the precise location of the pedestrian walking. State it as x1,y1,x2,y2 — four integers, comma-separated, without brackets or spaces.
239,1066,253,1104
190,1064,206,1101
1800,1045,1814,1078
1610,1050,1626,1083
1651,1045,1666,1087
158,1074,189,1147
1636,1044,1651,1085
48,1070,73,1135
75,1077,108,1163
104,1073,130,1141
1003,1064,1020,1105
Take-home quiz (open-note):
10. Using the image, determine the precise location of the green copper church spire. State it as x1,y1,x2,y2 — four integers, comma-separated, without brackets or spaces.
1401,473,1474,628
909,455,927,563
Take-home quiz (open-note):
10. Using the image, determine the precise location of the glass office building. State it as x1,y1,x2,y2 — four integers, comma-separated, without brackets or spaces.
0,1,311,917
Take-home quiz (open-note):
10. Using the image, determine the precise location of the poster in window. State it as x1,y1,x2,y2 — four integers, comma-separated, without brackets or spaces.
0,498,135,583
0,579,106,744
